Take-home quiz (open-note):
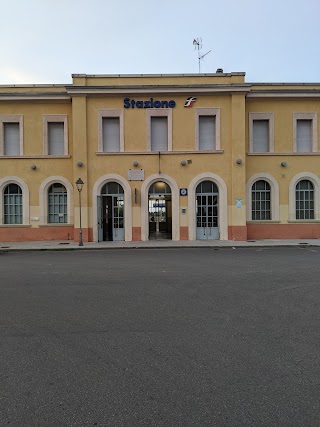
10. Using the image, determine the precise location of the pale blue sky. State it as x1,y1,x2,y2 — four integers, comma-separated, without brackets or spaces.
1,0,319,84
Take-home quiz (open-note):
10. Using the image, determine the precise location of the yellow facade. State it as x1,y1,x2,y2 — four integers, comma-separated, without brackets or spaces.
1,71,320,242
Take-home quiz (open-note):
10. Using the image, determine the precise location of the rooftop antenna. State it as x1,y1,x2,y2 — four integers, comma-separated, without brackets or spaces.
193,37,211,73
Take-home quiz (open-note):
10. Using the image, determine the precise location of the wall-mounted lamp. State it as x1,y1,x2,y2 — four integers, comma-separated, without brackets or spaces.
281,161,287,167
236,159,242,165
181,160,187,166
77,161,83,167
133,161,139,167
31,164,37,170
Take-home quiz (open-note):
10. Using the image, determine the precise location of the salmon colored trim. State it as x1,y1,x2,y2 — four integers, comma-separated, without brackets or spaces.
132,227,141,241
228,226,247,241
247,224,320,239
74,228,90,243
180,226,189,240
0,226,74,242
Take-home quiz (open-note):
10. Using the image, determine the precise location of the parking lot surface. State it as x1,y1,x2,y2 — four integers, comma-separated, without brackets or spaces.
1,247,320,426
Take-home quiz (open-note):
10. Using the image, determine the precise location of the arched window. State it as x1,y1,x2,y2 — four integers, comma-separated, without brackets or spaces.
252,180,271,220
4,184,22,224
101,182,124,195
48,183,67,223
295,180,314,220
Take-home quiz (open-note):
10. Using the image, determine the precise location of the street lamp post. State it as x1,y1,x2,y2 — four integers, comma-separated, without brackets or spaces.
76,178,84,246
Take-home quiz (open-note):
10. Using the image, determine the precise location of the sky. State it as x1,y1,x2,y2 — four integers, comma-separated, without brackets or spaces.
1,0,320,85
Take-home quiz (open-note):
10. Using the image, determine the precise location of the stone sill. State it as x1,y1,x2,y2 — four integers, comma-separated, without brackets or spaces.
0,155,71,159
247,152,320,156
96,150,224,155
0,224,31,228
247,220,281,224
287,220,320,223
38,224,74,227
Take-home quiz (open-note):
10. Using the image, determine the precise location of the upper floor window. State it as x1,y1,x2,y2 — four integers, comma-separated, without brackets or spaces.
199,116,216,150
151,117,168,151
251,180,271,220
195,108,221,151
249,113,274,153
43,115,68,156
98,110,124,153
295,180,314,219
48,183,67,223
293,113,317,153
0,115,23,156
147,109,172,152
4,184,22,224
102,117,120,152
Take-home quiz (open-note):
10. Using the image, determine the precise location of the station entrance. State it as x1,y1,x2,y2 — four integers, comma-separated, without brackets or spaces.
148,181,172,240
196,181,219,240
97,182,124,241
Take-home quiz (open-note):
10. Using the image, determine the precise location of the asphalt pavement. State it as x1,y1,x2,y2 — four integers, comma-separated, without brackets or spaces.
1,247,320,426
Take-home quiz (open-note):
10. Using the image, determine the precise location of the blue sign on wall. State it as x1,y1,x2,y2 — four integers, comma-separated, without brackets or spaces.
124,98,176,109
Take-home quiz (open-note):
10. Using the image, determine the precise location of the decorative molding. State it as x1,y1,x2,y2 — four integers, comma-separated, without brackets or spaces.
195,108,221,151
188,173,228,240
141,174,179,241
293,112,318,153
289,172,320,221
97,109,124,152
246,173,280,221
92,174,132,242
43,114,68,155
249,112,274,153
146,108,172,152
39,176,74,225
0,176,29,225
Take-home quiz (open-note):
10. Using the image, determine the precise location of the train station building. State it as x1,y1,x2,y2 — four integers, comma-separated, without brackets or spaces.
1,71,320,242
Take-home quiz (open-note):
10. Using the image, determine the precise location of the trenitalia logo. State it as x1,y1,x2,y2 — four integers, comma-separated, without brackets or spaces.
184,97,197,107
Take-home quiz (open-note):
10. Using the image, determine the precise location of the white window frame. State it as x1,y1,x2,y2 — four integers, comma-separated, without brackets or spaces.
246,173,280,222
146,109,172,152
43,115,68,156
98,110,124,152
195,108,221,151
293,113,318,153
0,176,29,225
249,112,274,153
0,115,23,156
289,172,320,221
39,176,74,225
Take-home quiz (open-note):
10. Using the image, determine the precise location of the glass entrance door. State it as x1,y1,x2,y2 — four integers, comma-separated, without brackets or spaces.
148,182,172,240
99,182,125,241
196,181,219,240
112,195,124,241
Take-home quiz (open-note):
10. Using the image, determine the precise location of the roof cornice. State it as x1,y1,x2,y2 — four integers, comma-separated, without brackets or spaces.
247,90,320,98
0,92,70,102
66,84,251,96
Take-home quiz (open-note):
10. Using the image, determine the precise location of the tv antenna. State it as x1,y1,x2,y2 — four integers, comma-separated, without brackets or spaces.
193,37,211,73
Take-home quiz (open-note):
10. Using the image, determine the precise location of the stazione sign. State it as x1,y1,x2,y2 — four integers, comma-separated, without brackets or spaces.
124,98,176,109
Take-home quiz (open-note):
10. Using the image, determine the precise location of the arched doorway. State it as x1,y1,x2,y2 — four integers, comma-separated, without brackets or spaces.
148,181,172,240
98,182,124,241
196,180,219,240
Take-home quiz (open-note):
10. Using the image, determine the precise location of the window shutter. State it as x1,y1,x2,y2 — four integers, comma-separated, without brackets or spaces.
4,123,20,155
199,116,215,150
151,117,168,151
102,118,120,152
296,120,312,152
48,122,64,155
252,120,269,152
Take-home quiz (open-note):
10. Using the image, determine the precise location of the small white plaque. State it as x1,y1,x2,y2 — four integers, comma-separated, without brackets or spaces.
31,217,40,221
128,169,144,181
